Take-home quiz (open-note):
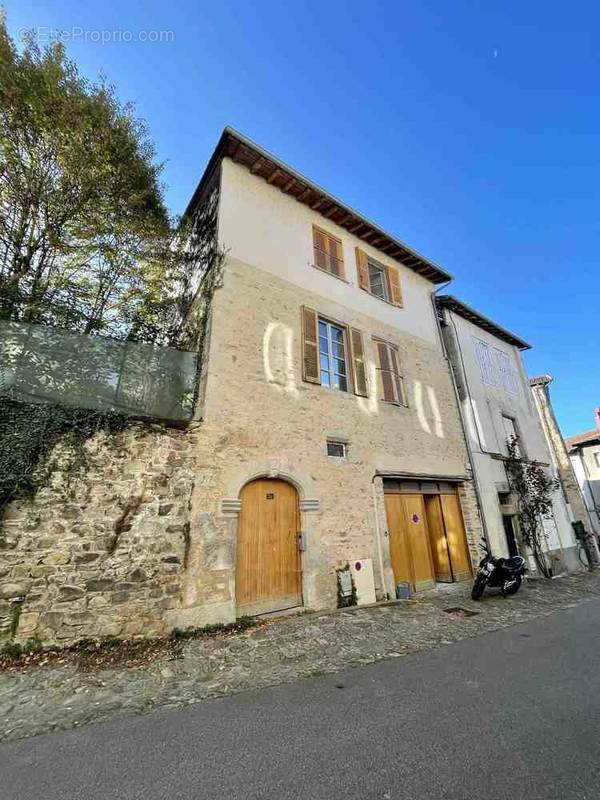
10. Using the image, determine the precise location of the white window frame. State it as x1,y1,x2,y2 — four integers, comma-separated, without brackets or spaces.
367,258,389,302
318,318,349,392
326,440,347,458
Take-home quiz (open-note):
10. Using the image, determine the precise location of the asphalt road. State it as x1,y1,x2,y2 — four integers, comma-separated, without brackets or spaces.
2,599,600,800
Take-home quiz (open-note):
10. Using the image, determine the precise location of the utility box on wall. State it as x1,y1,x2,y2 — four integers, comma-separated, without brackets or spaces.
350,559,376,606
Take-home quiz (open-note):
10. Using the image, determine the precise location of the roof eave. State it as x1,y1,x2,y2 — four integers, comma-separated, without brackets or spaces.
437,294,532,350
183,127,452,285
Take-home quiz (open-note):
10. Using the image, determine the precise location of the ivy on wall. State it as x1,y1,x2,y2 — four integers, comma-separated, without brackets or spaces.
0,398,132,532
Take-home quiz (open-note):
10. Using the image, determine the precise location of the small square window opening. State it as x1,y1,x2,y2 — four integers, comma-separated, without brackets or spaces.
327,440,347,458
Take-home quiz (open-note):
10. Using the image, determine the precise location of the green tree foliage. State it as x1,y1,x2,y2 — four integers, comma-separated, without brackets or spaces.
0,15,187,342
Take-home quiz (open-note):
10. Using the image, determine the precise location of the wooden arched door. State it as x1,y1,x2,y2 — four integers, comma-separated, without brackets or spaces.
236,479,302,616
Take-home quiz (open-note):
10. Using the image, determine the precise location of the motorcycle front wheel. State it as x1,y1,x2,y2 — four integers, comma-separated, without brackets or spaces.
471,575,487,600
503,574,522,596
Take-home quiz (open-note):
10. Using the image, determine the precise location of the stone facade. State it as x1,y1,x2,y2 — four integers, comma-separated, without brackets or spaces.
1,135,489,646
529,376,592,528
0,424,197,646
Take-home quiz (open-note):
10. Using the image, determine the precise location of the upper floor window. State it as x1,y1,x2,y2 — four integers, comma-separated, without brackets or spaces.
319,319,348,391
368,259,389,301
374,339,407,405
494,348,519,394
312,226,344,279
356,248,403,307
301,306,368,397
473,338,496,386
502,414,522,456
594,451,600,468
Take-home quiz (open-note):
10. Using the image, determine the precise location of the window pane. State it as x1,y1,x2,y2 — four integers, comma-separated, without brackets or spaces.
319,337,328,356
327,441,346,458
331,325,344,343
333,342,345,359
334,358,346,375
321,370,330,387
319,321,327,336
320,354,330,371
368,261,387,300
333,373,348,391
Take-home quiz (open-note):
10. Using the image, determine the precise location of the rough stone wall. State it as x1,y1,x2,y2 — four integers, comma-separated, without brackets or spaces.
0,423,198,646
457,479,486,565
530,378,591,526
174,256,477,623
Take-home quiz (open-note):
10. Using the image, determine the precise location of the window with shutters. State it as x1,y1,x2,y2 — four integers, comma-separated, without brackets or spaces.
301,307,367,396
494,348,519,395
367,259,389,301
355,248,403,306
374,339,407,406
473,338,497,386
319,319,349,391
312,226,344,278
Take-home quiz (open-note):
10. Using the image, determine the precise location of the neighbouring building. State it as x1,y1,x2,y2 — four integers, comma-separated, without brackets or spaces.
565,412,600,535
529,375,599,543
436,296,579,575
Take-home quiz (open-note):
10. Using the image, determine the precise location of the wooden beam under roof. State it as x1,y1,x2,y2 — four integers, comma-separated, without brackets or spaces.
183,128,453,285
297,187,312,202
267,168,282,185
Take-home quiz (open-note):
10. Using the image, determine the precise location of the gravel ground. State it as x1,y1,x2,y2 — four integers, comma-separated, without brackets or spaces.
2,571,599,742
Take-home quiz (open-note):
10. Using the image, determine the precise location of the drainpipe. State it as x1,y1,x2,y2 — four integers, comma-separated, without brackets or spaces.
431,293,492,555
371,475,389,600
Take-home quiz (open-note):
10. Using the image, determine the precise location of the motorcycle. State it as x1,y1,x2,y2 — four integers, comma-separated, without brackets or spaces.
471,547,527,600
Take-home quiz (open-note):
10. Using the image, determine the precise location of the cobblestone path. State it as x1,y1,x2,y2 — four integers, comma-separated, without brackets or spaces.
2,572,599,742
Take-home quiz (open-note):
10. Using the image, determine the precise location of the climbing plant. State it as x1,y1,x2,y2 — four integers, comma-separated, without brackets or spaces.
0,398,132,532
504,437,559,578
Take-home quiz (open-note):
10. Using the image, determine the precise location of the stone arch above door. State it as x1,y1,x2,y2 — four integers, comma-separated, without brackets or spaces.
220,458,326,612
220,458,320,516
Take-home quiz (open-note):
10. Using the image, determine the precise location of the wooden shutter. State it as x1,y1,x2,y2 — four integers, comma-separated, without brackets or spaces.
313,228,328,270
376,341,396,402
385,265,403,307
301,306,320,384
330,237,344,279
313,226,344,278
355,247,370,291
388,346,407,405
349,328,368,397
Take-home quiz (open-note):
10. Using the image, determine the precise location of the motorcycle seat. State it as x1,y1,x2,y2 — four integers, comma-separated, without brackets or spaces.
503,556,525,570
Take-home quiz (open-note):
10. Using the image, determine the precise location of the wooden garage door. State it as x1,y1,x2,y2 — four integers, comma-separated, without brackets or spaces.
439,493,472,581
384,493,435,591
236,479,302,616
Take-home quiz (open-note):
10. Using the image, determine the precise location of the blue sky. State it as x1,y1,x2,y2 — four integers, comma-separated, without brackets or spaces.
6,1,598,436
